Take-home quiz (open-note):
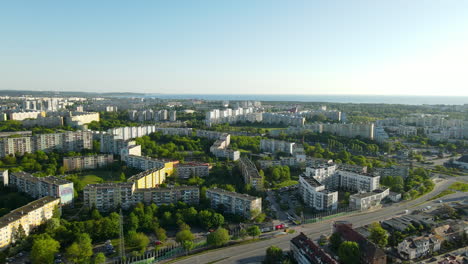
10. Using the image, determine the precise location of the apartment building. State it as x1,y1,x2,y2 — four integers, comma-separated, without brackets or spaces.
176,162,211,179
83,183,199,211
127,167,172,189
0,170,7,185
336,170,380,192
124,154,177,172
290,232,338,264
8,111,42,121
32,131,93,153
22,116,64,128
260,139,295,154
65,112,100,126
0,136,32,157
7,172,74,205
133,186,199,207
63,154,114,172
238,157,264,191
349,188,389,210
322,123,375,140
0,197,60,249
208,133,240,161
302,109,342,122
205,107,261,126
262,112,305,127
205,188,262,218
299,176,338,211
304,163,338,188
83,182,136,211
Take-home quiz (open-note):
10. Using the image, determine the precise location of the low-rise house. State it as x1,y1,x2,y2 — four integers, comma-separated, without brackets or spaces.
397,235,441,260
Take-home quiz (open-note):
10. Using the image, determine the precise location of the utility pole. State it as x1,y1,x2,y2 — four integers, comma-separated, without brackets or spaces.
119,209,125,262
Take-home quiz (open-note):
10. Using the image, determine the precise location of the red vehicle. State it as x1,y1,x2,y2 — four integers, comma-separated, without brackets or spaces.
275,224,285,230
154,241,162,245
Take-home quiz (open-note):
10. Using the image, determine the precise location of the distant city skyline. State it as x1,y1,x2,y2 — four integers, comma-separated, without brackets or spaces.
1,1,468,96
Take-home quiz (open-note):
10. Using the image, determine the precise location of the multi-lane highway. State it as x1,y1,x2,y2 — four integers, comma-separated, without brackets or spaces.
172,176,468,264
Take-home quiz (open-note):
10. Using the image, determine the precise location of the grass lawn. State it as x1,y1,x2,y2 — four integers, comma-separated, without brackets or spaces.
430,181,468,200
273,180,298,189
80,174,105,185
449,182,468,192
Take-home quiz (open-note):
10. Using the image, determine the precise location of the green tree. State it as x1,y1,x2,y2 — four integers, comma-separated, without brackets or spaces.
31,234,60,264
211,213,225,227
13,224,26,244
66,233,93,264
329,232,342,251
338,241,360,264
176,227,195,255
119,172,126,182
264,245,283,264
369,222,388,248
155,227,167,242
176,229,195,244
207,228,230,247
247,225,261,238
93,252,106,264
126,231,150,255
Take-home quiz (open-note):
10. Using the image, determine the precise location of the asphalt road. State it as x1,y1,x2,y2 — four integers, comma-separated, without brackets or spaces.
172,176,468,264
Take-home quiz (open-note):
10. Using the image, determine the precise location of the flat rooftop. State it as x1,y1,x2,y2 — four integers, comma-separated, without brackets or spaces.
0,196,59,229
300,175,323,187
207,187,260,201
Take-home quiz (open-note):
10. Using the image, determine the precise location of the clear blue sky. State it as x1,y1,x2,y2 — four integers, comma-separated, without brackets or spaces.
1,1,467,95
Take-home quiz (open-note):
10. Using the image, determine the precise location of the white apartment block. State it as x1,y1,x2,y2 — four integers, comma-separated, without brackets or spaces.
0,197,60,249
304,163,338,188
349,188,389,210
65,112,100,127
260,139,295,154
124,154,176,172
205,107,261,126
7,172,74,205
8,111,42,121
262,112,305,127
0,137,32,157
238,157,264,191
301,109,342,121
63,154,114,172
335,170,380,192
22,116,64,128
203,132,240,161
32,131,93,153
176,162,211,179
205,188,262,218
299,176,338,211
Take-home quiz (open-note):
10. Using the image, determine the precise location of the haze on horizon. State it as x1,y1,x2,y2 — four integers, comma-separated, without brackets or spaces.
1,1,468,96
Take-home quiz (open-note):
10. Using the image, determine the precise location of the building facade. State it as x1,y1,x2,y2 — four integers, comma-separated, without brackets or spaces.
176,162,211,179
83,183,199,211
260,139,295,154
290,232,338,264
0,197,60,249
7,172,74,205
206,188,262,218
63,154,114,172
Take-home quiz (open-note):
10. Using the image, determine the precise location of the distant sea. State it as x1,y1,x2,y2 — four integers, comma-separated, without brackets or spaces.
142,94,468,105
